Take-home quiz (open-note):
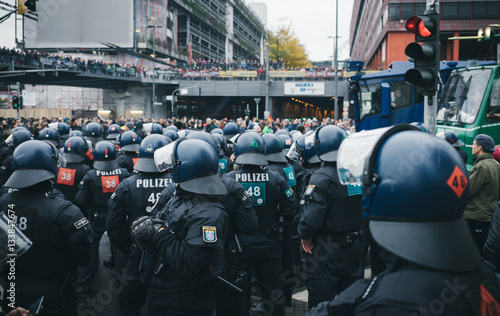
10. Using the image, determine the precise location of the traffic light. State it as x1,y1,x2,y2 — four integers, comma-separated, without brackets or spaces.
17,0,28,15
12,96,19,109
404,9,440,96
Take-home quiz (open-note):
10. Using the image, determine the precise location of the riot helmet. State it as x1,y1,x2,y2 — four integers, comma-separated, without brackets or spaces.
83,122,104,146
12,126,30,133
287,131,320,164
212,133,227,157
186,131,221,157
69,130,84,138
275,129,290,137
106,124,122,140
166,125,178,132
49,122,70,140
92,141,118,171
63,136,90,163
134,134,171,173
410,121,431,133
154,138,227,195
5,129,33,148
233,131,267,166
277,134,293,155
337,124,480,272
38,127,60,148
437,130,465,147
308,125,347,162
262,133,287,163
210,128,223,135
118,131,141,152
5,140,63,188
150,123,164,135
223,122,239,140
163,129,179,141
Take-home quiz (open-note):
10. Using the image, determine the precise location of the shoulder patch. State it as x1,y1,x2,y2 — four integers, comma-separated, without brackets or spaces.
285,188,293,198
202,226,217,242
74,217,90,230
305,185,316,195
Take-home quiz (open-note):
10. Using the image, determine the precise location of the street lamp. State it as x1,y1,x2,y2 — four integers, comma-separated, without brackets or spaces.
147,20,163,119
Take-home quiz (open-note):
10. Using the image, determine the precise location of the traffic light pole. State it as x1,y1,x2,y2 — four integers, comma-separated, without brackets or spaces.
424,0,439,135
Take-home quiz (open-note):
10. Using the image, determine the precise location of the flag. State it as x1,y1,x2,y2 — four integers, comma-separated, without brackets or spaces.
267,115,274,123
189,36,193,64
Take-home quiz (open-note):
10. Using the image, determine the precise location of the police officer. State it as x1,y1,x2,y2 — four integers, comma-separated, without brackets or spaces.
226,131,296,316
298,125,364,310
107,134,173,316
149,123,164,135
163,129,179,142
309,124,500,315
0,129,32,188
83,122,104,147
116,131,141,174
223,122,240,156
132,138,227,315
75,140,130,296
53,136,92,204
213,133,234,174
0,140,92,314
262,133,299,306
49,122,70,148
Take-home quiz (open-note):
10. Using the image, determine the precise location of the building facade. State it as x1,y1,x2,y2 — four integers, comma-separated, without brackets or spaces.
350,0,500,71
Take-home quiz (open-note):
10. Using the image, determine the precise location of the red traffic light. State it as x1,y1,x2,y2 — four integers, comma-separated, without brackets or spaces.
405,16,436,38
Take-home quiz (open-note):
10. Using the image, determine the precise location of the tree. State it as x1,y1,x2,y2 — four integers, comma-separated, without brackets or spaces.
268,24,311,69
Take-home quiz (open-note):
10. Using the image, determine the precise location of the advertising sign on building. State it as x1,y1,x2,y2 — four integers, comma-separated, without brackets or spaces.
284,83,325,95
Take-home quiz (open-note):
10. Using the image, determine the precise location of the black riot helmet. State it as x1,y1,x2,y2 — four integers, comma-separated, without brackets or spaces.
150,123,164,135
262,133,287,163
154,138,227,195
5,129,33,148
106,124,122,140
233,131,267,166
308,125,347,162
49,122,70,140
212,133,227,157
337,125,480,272
69,130,84,138
163,129,179,141
277,133,293,155
275,129,290,137
118,131,141,152
210,128,223,135
83,122,104,146
92,141,118,171
223,122,239,140
38,127,60,148
63,136,90,163
186,131,221,157
5,140,62,188
166,125,178,132
134,134,171,173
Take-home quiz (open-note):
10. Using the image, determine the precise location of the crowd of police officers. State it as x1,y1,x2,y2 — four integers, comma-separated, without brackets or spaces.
1,118,500,316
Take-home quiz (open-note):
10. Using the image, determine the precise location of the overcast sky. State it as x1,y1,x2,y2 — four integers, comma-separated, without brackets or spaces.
246,0,354,62
0,0,355,62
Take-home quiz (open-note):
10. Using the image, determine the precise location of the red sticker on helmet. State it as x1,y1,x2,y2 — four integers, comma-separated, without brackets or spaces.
446,166,467,198
132,158,139,166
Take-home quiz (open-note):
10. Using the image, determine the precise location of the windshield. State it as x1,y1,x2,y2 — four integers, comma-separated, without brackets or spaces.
358,84,381,120
437,68,492,124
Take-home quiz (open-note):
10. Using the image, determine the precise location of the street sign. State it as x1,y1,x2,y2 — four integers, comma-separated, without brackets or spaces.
254,98,261,104
264,111,269,119
284,82,325,95
22,90,36,106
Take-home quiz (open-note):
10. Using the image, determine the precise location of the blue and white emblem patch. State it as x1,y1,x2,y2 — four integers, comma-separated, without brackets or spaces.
202,226,217,243
305,185,316,195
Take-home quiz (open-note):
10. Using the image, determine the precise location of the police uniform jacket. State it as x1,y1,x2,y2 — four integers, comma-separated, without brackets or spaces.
107,171,173,253
53,162,91,203
116,151,139,174
298,163,364,240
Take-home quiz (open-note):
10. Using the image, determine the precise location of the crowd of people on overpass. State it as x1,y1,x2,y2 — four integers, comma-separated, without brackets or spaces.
0,47,334,81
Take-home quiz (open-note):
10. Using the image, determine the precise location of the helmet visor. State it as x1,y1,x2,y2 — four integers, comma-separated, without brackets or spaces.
154,142,176,172
304,132,316,150
337,127,392,185
0,212,32,265
286,142,303,161
5,134,14,147
143,123,153,133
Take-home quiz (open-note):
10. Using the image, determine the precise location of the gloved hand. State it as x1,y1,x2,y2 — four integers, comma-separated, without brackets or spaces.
131,216,164,248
